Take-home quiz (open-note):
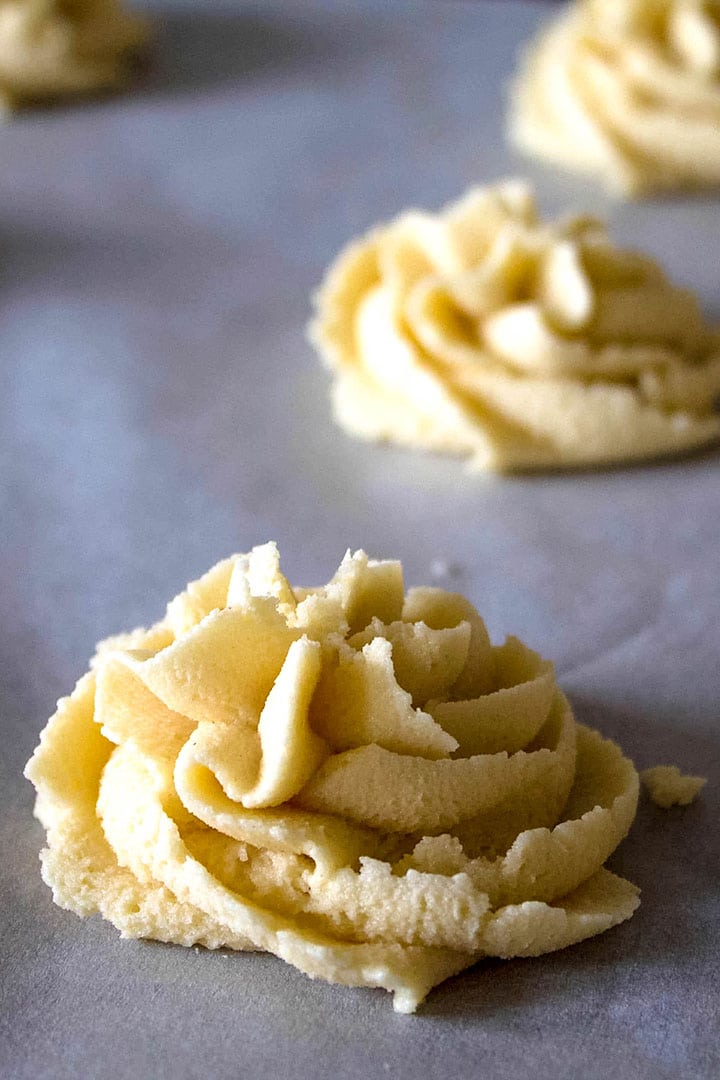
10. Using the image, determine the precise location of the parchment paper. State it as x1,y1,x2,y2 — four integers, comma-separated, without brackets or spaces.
1,2,718,1077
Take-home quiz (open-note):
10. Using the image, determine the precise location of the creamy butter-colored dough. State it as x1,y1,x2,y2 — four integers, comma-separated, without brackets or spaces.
310,181,720,471
641,764,707,807
26,544,643,1012
0,1,147,109
510,0,720,195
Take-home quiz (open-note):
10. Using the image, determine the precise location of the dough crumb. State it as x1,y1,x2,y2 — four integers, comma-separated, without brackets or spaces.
0,0,148,110
641,765,707,808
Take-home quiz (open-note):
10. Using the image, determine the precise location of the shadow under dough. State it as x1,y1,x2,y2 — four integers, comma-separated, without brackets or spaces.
137,5,387,97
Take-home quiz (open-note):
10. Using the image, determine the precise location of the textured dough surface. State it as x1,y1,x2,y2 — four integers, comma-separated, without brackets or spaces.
510,0,720,195
0,0,147,109
26,544,642,1012
310,181,720,471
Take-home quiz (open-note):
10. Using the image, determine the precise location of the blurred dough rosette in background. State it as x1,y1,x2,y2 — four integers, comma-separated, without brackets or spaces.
510,0,720,195
310,181,720,471
26,543,642,1013
0,0,147,109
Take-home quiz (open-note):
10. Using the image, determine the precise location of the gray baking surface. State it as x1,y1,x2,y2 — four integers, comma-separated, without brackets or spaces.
1,2,718,1077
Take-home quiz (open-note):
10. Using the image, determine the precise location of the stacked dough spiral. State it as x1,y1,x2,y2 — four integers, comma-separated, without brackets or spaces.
510,0,720,195
311,181,720,471
0,0,147,109
26,543,641,1012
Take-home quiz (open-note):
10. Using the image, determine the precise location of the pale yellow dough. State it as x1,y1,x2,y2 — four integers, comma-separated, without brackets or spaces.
310,181,720,471
510,0,720,195
641,764,707,807
26,544,642,1012
0,0,147,109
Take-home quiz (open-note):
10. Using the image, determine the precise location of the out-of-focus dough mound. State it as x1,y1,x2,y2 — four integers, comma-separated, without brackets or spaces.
510,0,720,195
0,0,147,109
26,544,641,1013
310,181,720,471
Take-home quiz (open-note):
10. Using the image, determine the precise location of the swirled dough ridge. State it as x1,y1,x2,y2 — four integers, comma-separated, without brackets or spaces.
26,543,641,1012
510,0,720,195
0,0,147,109
310,181,720,471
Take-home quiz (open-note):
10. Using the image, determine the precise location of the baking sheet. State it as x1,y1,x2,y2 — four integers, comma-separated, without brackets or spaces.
1,2,718,1077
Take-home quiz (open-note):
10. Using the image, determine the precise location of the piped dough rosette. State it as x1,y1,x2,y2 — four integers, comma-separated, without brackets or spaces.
26,543,641,1013
0,0,147,109
510,0,720,195
310,182,720,471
